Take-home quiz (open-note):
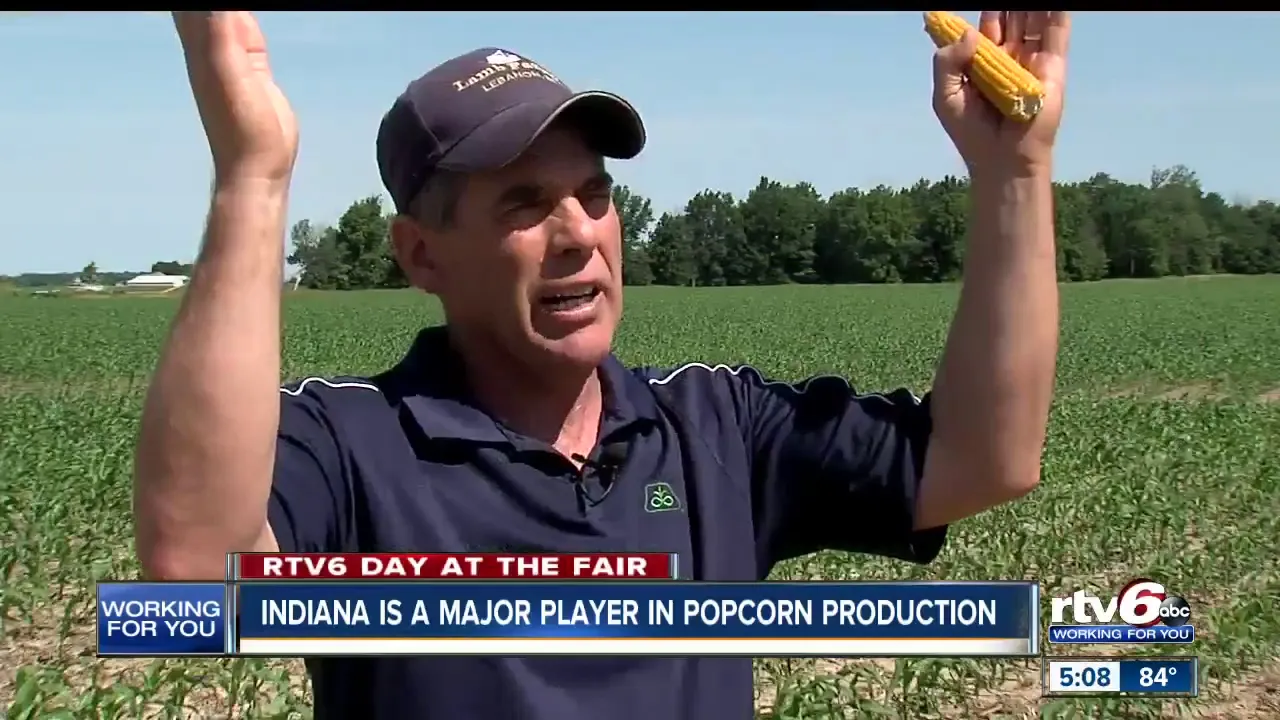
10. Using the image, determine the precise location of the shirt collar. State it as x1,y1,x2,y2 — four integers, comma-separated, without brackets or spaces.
393,326,658,445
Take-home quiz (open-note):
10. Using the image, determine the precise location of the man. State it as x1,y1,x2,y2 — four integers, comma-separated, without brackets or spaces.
135,11,1068,720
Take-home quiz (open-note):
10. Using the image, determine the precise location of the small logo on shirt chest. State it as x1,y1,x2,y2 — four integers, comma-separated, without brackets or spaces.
643,482,682,513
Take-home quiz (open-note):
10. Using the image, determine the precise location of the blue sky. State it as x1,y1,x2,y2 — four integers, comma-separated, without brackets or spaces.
1,11,1277,274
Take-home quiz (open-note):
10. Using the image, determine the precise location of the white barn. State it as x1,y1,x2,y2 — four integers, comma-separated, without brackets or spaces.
124,273,189,290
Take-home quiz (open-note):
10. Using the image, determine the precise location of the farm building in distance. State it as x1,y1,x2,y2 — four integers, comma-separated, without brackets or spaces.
123,273,189,291
68,276,105,293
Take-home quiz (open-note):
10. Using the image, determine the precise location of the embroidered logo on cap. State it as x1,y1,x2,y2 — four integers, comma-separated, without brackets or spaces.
453,50,565,94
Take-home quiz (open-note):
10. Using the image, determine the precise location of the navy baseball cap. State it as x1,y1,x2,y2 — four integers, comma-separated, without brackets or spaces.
377,47,646,213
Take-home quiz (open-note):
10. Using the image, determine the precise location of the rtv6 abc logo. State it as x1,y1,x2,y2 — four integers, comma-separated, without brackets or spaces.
1050,578,1191,627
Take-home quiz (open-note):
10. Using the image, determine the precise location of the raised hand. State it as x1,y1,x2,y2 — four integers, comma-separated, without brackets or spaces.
172,12,298,185
931,11,1070,176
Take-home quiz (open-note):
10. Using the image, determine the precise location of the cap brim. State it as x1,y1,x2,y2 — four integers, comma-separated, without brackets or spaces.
436,91,646,173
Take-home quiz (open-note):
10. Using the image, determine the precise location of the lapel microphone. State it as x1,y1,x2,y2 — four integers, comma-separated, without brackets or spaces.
570,442,628,506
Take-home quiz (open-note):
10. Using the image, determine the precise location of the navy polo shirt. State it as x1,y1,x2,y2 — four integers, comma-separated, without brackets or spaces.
269,326,947,720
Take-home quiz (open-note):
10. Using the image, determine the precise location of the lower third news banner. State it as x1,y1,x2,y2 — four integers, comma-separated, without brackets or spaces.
235,582,1039,657
97,582,230,656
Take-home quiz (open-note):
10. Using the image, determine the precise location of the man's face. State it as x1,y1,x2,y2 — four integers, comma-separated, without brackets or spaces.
394,125,623,372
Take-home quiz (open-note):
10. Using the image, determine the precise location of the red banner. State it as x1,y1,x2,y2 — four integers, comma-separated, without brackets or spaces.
235,552,676,580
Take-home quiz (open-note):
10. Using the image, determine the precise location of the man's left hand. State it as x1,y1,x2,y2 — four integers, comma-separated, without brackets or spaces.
931,11,1071,178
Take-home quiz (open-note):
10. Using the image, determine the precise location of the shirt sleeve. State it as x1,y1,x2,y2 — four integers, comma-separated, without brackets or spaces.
730,368,947,569
267,387,356,554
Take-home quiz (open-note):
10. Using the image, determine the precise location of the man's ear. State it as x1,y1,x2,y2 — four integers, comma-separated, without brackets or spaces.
390,215,442,293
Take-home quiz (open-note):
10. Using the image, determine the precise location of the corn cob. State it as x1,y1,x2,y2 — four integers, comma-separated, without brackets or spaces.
923,11,1044,122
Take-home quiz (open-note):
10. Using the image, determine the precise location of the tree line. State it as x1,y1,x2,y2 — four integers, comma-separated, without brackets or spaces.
284,164,1280,290
5,261,195,289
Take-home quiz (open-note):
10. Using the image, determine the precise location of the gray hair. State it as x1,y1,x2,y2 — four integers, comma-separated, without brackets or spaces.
407,170,467,231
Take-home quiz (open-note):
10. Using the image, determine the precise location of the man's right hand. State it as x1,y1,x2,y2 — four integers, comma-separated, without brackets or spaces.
135,13,296,581
173,12,298,185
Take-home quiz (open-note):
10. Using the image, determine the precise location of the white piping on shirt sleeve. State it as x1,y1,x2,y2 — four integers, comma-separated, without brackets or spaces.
645,362,921,406
279,377,382,397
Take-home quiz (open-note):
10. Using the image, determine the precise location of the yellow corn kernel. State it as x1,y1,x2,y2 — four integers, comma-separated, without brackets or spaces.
923,11,1045,123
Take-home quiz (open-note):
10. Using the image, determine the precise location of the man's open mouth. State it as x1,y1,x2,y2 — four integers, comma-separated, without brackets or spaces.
540,287,601,311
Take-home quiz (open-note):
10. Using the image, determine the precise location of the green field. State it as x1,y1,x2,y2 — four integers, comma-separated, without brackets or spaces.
3,278,1278,719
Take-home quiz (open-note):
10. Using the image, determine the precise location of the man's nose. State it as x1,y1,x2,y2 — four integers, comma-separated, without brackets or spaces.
547,197,599,255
